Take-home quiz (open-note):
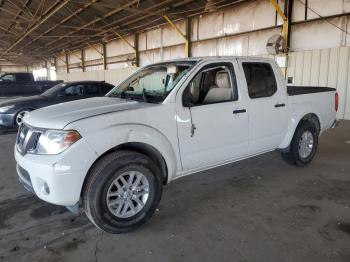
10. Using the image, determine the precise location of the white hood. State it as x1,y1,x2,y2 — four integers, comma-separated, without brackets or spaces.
23,97,151,129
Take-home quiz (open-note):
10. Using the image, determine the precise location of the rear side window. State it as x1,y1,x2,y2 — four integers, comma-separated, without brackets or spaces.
242,62,277,99
84,84,100,95
16,73,32,82
101,83,114,95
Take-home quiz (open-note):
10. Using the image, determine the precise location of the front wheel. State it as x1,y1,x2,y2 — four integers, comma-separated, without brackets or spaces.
83,150,163,234
282,121,319,166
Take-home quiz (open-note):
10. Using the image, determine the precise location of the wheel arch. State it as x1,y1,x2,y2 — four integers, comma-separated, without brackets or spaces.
80,142,169,198
279,112,321,151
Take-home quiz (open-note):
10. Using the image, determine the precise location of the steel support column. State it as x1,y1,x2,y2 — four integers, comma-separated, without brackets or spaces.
102,43,107,70
163,15,190,58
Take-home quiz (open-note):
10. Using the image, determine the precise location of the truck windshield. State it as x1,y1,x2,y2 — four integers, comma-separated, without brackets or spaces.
108,61,196,103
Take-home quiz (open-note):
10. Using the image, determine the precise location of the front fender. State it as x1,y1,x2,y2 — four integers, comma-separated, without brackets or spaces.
79,123,179,183
278,102,322,149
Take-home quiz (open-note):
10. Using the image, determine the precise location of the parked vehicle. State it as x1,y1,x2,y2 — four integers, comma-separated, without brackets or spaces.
0,81,114,128
14,57,338,233
0,72,63,97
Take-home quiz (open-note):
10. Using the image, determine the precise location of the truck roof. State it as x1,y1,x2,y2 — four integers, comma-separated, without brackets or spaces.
150,56,273,66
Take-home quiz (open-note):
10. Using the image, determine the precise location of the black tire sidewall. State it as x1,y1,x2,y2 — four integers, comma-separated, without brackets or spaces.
85,152,162,233
291,122,318,166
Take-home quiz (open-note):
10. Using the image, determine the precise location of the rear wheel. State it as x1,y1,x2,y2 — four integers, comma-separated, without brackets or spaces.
83,150,163,234
282,121,319,166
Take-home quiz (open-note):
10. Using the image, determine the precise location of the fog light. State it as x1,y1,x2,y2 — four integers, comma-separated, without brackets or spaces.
41,182,50,195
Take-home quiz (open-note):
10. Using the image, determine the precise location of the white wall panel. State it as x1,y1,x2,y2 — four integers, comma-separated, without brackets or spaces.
222,1,255,34
247,28,281,56
318,49,330,86
85,45,103,61
107,36,135,57
147,28,161,49
336,47,349,118
162,21,185,47
292,0,306,22
216,34,249,56
198,12,224,40
301,51,312,85
307,0,343,19
291,18,344,51
253,0,276,30
310,49,321,86
288,47,350,119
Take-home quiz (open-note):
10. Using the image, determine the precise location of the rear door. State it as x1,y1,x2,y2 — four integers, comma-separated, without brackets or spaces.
238,59,288,154
176,60,249,171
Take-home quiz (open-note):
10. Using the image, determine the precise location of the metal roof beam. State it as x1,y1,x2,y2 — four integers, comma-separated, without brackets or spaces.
1,0,70,57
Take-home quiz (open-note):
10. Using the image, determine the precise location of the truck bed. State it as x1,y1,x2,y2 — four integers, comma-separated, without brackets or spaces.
287,86,336,96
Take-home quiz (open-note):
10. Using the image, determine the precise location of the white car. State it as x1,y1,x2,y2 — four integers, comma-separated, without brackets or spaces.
15,57,338,233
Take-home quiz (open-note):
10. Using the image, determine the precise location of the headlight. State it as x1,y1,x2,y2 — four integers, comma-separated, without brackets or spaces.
0,105,14,113
34,130,81,155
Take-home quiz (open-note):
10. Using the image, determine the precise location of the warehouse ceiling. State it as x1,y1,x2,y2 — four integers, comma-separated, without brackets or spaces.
0,0,245,65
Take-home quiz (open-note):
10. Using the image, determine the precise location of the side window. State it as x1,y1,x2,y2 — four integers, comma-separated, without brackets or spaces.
16,73,32,82
101,84,114,95
242,62,277,99
63,85,84,96
84,84,100,96
1,74,16,82
183,64,237,106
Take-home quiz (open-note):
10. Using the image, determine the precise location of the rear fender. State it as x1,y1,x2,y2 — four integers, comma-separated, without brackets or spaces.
278,102,322,150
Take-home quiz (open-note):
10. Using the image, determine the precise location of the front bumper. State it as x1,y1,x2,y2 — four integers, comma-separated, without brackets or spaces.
14,139,98,206
0,113,15,128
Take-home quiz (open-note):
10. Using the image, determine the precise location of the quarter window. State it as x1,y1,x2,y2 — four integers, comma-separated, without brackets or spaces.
242,62,277,99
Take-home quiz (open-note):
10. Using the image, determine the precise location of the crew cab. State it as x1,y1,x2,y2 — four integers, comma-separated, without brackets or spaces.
14,57,338,234
0,72,63,97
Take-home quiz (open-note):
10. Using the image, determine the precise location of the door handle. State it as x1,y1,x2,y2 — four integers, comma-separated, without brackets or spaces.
233,109,247,114
274,103,286,108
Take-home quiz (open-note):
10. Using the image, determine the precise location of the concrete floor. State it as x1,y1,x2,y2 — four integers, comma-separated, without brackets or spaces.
0,121,349,262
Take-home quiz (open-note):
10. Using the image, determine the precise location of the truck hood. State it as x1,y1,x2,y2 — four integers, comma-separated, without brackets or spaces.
23,97,151,129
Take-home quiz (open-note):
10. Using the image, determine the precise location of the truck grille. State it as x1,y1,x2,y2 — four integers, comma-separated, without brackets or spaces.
16,124,41,155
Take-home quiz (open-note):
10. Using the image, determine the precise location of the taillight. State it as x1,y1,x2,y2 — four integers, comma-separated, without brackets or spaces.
335,92,339,112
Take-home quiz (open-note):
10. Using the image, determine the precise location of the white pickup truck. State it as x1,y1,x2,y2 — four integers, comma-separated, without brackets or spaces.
15,57,338,233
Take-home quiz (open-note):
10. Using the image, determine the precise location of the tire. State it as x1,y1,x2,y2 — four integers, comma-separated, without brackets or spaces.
282,121,319,166
83,150,163,234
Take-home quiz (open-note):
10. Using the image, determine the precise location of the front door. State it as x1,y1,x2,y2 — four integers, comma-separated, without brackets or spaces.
176,61,249,171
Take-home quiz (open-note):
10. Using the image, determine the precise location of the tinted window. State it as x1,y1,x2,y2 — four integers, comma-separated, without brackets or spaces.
63,85,84,96
242,62,277,99
84,84,100,95
184,64,237,106
101,83,114,95
1,74,15,82
16,73,32,82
